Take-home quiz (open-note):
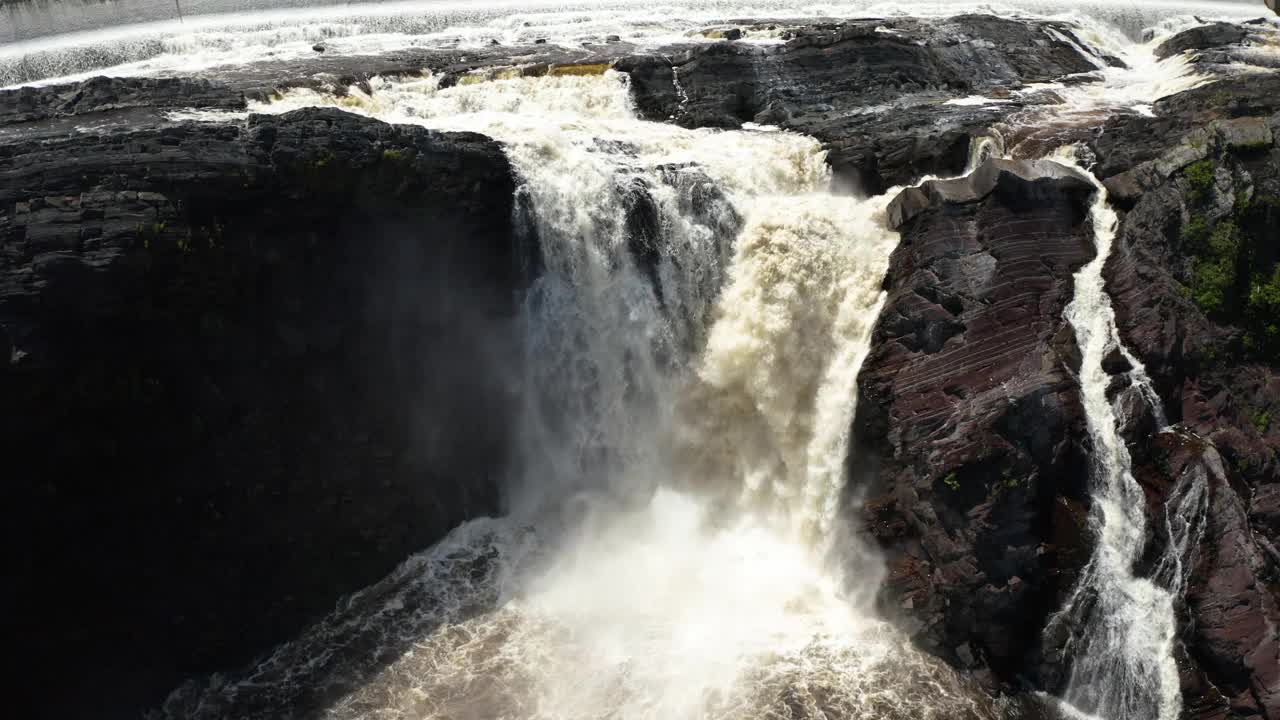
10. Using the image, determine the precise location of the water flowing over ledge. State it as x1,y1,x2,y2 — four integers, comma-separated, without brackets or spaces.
157,68,1002,720
5,6,1280,720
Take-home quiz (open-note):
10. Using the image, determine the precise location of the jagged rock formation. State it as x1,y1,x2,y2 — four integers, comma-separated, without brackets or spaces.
1154,23,1250,60
1150,18,1280,70
1,81,524,718
851,158,1097,685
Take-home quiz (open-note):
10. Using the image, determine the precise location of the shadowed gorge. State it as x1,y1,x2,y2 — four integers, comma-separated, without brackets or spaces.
3,3,1280,720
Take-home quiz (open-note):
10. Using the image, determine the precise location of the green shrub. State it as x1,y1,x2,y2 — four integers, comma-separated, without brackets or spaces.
1181,213,1210,248
1245,265,1280,357
1189,220,1241,315
1184,160,1217,206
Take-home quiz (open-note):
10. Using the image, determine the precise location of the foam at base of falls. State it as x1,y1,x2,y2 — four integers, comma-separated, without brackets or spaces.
314,490,995,720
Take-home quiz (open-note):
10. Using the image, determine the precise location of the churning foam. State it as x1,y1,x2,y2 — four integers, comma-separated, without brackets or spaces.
157,69,998,720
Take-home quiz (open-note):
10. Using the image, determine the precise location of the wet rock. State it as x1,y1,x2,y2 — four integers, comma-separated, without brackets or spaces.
1155,23,1249,60
851,157,1097,684
312,43,326,53
887,158,1094,229
0,75,245,125
1136,430,1280,720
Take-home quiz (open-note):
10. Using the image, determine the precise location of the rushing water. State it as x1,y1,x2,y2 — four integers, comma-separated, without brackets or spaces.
158,70,1004,720
1044,154,1209,720
7,2,1255,717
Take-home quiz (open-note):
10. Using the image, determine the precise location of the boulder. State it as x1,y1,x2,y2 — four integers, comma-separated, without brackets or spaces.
1155,23,1249,60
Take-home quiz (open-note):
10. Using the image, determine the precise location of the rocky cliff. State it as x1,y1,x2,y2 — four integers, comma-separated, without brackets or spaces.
851,158,1097,685
620,14,1100,194
1,79,525,718
1090,62,1280,720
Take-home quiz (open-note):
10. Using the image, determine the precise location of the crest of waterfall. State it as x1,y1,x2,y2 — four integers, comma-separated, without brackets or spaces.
1047,152,1204,720
157,70,1002,720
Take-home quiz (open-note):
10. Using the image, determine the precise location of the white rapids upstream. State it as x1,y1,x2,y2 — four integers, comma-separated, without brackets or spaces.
159,70,1000,720
2,0,1274,87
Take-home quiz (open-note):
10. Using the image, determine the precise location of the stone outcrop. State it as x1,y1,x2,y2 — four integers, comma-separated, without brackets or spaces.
1154,23,1250,60
619,15,1101,194
1,79,525,719
0,75,245,125
844,25,1280,715
851,158,1097,684
1151,20,1280,69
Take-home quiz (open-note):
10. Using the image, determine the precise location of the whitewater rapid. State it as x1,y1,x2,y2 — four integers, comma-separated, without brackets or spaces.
2,0,1275,87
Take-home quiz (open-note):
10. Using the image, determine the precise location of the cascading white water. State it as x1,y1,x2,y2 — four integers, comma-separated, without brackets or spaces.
159,69,1001,720
1048,154,1195,720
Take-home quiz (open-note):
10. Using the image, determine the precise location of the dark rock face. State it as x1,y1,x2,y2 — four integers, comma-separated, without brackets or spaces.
0,75,245,125
620,15,1100,194
1151,21,1280,69
1,81,524,719
1154,23,1249,60
851,158,1097,682
1089,67,1280,720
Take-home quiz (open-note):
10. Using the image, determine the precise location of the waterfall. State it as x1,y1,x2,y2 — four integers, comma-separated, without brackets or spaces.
964,132,1006,175
1048,155,1201,720
160,69,1000,720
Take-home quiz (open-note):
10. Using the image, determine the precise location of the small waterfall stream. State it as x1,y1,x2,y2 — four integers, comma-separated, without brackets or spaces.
1048,156,1205,720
